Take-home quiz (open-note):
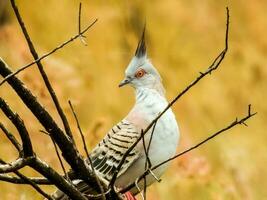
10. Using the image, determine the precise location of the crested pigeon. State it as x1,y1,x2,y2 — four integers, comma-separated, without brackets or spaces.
53,27,180,199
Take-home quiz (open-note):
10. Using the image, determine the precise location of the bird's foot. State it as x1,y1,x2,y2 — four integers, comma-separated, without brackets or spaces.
124,191,137,200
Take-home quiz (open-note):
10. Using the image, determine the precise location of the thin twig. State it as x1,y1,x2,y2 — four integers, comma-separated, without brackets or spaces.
40,130,69,182
142,121,158,199
68,100,106,200
0,122,22,152
143,176,147,200
51,139,69,182
141,130,148,200
154,108,256,169
0,159,53,200
0,174,51,185
10,0,75,143
15,171,53,199
0,98,33,157
145,121,161,181
120,104,257,193
78,2,87,46
84,188,112,199
141,130,151,169
78,2,82,34
0,18,97,87
135,178,144,200
146,122,157,160
68,101,90,165
111,7,230,190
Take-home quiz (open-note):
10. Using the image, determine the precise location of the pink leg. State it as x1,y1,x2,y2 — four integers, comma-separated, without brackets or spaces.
124,191,137,200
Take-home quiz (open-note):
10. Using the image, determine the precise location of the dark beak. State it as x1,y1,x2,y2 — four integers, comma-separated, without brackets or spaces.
119,78,131,87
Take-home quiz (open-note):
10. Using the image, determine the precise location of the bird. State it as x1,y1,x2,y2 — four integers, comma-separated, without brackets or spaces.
53,26,180,200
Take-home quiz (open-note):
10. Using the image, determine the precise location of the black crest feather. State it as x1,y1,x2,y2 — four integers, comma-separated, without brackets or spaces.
135,25,146,58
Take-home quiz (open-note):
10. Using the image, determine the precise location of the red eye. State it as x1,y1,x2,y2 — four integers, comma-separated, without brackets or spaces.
135,69,146,78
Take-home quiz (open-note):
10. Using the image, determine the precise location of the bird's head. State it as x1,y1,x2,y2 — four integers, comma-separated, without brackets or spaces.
119,26,164,94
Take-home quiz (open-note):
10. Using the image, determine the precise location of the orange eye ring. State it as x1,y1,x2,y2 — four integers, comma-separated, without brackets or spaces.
135,69,146,78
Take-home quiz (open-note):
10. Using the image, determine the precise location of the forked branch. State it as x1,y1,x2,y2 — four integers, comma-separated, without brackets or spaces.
0,98,33,157
10,0,74,144
0,122,22,152
0,159,53,200
0,5,97,87
121,104,256,193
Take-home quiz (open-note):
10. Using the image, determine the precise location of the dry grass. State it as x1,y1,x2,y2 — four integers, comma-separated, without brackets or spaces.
0,0,266,199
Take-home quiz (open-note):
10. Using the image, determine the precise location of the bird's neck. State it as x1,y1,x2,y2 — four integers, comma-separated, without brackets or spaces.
135,86,166,104
126,87,168,127
135,80,165,99
126,86,168,127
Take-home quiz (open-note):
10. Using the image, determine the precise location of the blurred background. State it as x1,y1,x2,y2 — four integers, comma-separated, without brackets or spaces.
0,0,266,199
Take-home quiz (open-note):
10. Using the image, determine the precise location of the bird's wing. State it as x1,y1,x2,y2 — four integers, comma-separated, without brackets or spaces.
51,120,141,200
90,119,141,182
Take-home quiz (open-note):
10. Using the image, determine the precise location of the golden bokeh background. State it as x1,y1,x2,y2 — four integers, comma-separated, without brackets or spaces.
0,0,266,199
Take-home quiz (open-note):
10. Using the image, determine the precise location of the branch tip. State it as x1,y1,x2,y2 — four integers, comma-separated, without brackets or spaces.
78,2,88,46
248,104,251,115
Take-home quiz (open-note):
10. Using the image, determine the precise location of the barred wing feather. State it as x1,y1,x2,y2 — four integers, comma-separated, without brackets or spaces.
51,120,141,200
91,120,141,182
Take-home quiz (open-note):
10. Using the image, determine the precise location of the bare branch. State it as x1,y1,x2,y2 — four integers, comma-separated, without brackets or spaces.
0,157,34,173
0,59,102,193
68,100,106,200
135,179,144,200
10,0,75,142
154,106,256,169
51,138,69,181
141,130,151,169
120,104,257,193
146,122,157,160
143,176,147,200
0,174,51,185
68,101,90,165
29,157,87,200
78,2,82,35
141,130,148,200
40,130,69,182
136,123,159,199
83,188,114,199
78,2,88,46
0,158,53,199
15,171,54,200
0,19,97,87
0,122,22,152
0,98,33,157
